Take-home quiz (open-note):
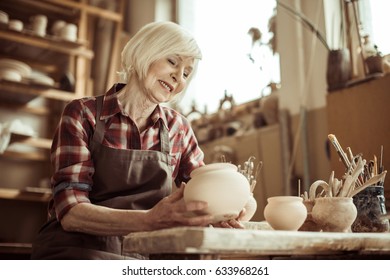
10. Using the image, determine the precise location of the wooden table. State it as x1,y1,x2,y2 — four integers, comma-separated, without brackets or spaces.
123,222,390,259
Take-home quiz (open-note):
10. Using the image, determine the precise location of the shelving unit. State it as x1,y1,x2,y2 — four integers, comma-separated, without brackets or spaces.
0,0,124,257
0,29,94,58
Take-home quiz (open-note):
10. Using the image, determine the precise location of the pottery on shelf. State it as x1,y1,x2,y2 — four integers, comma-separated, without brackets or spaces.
312,197,357,232
184,162,251,223
326,48,351,91
263,196,307,231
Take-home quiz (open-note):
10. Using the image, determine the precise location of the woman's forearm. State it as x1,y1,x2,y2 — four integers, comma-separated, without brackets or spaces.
60,203,152,236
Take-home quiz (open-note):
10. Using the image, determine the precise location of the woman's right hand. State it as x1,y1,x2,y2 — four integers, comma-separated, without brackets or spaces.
145,183,213,230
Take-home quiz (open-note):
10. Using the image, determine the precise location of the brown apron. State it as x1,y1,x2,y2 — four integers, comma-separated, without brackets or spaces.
31,95,173,259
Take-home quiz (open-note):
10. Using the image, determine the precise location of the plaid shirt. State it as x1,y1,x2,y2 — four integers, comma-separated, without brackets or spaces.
50,84,204,220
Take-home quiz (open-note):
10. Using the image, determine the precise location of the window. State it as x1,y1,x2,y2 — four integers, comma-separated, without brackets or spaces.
177,0,279,115
359,0,390,55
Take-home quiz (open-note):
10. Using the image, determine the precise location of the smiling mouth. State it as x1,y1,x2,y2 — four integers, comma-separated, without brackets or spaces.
159,80,173,92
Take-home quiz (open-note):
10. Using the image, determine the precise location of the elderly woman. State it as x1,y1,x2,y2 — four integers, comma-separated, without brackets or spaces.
31,21,244,260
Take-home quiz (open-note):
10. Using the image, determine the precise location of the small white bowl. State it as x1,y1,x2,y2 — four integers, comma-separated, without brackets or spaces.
0,10,9,24
8,19,23,32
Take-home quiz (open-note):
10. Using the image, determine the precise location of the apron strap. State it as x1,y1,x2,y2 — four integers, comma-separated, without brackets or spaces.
159,119,170,155
92,95,105,144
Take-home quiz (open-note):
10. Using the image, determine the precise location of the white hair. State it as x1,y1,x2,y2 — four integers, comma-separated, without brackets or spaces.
119,21,202,87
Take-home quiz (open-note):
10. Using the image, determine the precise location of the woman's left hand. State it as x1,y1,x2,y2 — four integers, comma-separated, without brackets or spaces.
212,208,246,229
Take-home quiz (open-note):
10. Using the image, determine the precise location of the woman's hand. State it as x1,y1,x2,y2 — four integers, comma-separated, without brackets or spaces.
212,208,246,229
145,183,213,230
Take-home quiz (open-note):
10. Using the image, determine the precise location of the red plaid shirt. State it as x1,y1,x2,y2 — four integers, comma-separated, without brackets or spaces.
50,84,204,220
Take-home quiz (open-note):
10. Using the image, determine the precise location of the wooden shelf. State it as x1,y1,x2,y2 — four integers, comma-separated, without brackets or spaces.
0,29,93,59
0,188,51,202
0,101,50,115
10,134,52,150
1,150,48,161
0,134,52,161
0,80,77,103
44,0,123,21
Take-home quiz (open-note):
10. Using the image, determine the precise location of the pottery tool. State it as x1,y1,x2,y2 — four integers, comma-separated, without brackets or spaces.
328,134,350,168
238,156,262,191
368,160,375,177
363,164,370,180
301,190,309,201
333,178,342,197
298,179,301,197
328,171,334,197
378,145,385,186
346,147,354,164
350,170,387,197
373,155,378,176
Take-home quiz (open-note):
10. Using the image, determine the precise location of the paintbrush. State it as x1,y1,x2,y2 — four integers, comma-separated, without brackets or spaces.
328,134,350,169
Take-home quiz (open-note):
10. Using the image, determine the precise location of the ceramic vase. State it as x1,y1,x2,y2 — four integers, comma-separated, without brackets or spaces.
184,162,250,223
312,197,357,232
263,196,307,231
241,193,257,221
326,48,351,91
352,185,389,232
365,55,383,74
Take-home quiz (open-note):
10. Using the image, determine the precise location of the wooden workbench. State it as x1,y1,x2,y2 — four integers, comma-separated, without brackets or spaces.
123,222,390,260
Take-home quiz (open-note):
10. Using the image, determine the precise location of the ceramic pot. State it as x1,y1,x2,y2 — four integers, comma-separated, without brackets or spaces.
326,48,351,91
241,193,257,221
365,55,383,74
312,197,357,232
263,196,307,231
184,162,250,223
352,185,389,232
30,14,47,37
61,23,78,42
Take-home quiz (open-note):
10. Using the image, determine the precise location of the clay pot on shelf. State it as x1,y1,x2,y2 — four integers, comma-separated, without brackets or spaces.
365,55,384,74
263,196,307,231
326,48,351,91
312,197,357,232
184,162,250,223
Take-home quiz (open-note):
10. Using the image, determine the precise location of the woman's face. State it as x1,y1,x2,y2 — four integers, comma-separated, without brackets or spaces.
143,55,195,103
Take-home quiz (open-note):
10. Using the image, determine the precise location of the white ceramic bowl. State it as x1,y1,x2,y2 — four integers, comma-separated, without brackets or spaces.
8,19,23,32
264,196,307,231
0,11,9,24
29,70,55,86
51,20,66,36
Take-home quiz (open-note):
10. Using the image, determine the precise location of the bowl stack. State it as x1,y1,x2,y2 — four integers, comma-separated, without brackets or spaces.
0,58,32,82
0,10,9,25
